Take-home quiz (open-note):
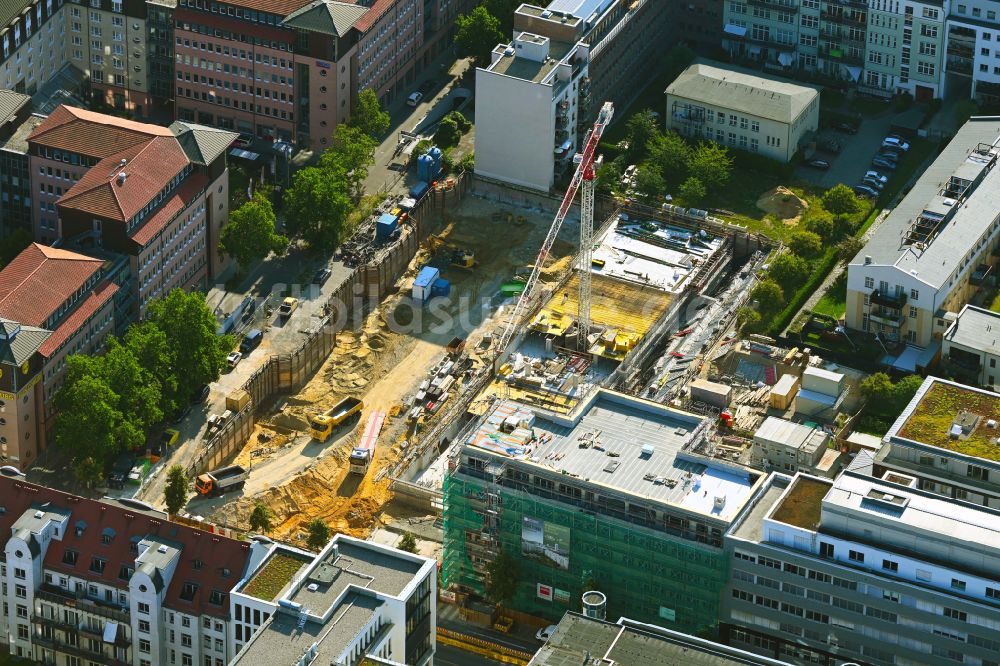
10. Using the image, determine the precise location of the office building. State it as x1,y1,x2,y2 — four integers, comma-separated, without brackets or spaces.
0,243,119,463
531,611,794,666
722,469,1000,666
474,0,671,191
27,105,235,317
845,117,1000,353
0,0,68,95
942,304,1000,387
664,62,819,163
946,1,1000,106
875,375,1000,508
751,417,841,478
864,0,945,99
443,389,765,633
231,535,437,666
0,90,38,237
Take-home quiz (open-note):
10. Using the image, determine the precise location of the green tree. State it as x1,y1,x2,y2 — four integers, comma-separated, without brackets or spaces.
678,176,707,204
822,184,862,216
632,163,665,200
146,289,234,410
397,531,418,553
860,372,895,403
647,131,690,187
434,116,462,148
249,501,273,533
165,465,189,515
688,142,733,193
484,549,520,608
788,230,823,259
595,158,623,197
455,6,504,66
306,518,331,550
54,372,141,482
459,152,475,173
124,322,178,417
804,209,836,241
769,253,810,288
624,109,660,162
446,110,471,133
483,0,519,34
750,279,785,315
102,337,163,431
349,88,390,138
736,306,762,332
219,190,288,269
283,166,353,250
321,125,377,200
837,236,865,263
893,375,923,409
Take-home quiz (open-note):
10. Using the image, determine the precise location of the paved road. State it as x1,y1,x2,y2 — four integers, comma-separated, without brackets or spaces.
796,112,895,190
434,643,509,666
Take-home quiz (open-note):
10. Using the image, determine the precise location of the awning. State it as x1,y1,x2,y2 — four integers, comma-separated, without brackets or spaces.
846,65,862,82
881,344,921,373
103,622,118,643
778,52,794,66
723,24,747,37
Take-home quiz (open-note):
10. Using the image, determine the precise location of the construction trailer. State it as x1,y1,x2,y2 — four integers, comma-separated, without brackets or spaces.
412,266,440,302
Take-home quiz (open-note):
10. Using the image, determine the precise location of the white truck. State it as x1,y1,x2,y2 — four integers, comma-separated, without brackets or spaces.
194,465,248,496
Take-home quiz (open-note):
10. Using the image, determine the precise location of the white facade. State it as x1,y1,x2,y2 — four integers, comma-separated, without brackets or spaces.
0,0,67,94
474,33,590,192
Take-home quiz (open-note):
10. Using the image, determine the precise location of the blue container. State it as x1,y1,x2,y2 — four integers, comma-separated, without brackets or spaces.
417,153,435,182
428,146,443,178
409,181,430,199
431,278,451,297
376,213,398,240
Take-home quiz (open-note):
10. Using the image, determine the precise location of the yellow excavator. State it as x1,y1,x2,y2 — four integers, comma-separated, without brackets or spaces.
428,234,477,269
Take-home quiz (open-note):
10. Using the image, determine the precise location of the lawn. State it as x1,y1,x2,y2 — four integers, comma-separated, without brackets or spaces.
812,272,847,319
770,476,830,530
897,381,1000,460
242,553,307,601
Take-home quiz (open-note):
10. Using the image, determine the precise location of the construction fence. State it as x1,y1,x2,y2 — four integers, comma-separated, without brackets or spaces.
186,173,471,477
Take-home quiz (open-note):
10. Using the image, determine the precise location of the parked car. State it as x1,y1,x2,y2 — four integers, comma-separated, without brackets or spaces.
872,157,898,171
833,122,858,134
818,138,841,154
806,159,830,170
160,429,180,449
227,351,243,368
406,91,423,106
312,267,332,285
864,170,889,185
853,184,880,198
536,625,558,641
233,132,254,149
862,176,885,191
240,329,263,354
881,137,910,152
278,297,298,318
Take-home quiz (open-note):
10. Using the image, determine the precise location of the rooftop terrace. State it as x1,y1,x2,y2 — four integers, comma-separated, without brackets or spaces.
240,551,310,602
464,391,759,520
769,476,830,531
893,377,1000,461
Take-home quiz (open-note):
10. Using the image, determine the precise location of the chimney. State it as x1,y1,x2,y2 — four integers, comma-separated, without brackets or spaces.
864,255,872,265
117,172,127,185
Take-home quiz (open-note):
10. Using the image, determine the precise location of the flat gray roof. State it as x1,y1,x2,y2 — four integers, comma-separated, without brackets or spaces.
730,479,787,543
665,61,818,124
465,391,759,520
232,593,380,666
530,612,793,665
850,117,1000,288
485,37,575,85
944,304,1000,356
755,417,827,455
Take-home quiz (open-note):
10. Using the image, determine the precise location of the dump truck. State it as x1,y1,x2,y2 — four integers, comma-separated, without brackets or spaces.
350,410,385,475
309,396,364,442
195,465,248,496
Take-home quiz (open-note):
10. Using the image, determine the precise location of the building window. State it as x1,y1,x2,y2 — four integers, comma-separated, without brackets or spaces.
819,542,834,558
951,579,967,591
848,550,864,563
944,607,967,622
909,306,917,318
882,559,899,572
864,277,874,289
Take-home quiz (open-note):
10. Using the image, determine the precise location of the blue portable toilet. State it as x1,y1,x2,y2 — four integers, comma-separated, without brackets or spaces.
376,213,398,240
412,266,440,302
431,278,451,298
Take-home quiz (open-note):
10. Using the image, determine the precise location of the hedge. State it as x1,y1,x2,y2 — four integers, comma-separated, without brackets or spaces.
765,246,840,336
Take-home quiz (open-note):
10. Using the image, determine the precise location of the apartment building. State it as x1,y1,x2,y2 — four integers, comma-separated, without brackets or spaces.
722,469,1000,666
874,375,1000,509
444,389,765,633
664,61,819,163
941,304,1000,387
864,0,946,100
0,90,37,237
845,116,1000,350
27,105,235,318
231,535,437,666
946,0,1000,105
0,243,119,463
0,0,68,94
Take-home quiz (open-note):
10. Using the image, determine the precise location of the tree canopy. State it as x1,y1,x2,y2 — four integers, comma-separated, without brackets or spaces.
249,502,273,532
822,184,862,216
397,531,418,553
624,109,659,162
306,518,331,550
769,253,810,288
750,279,785,315
165,465,188,515
787,230,823,259
219,190,288,269
455,6,504,66
349,88,390,138
687,142,733,194
648,131,690,187
633,163,665,201
484,549,520,608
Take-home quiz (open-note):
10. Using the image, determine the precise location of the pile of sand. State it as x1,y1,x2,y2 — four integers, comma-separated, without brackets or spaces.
756,186,808,225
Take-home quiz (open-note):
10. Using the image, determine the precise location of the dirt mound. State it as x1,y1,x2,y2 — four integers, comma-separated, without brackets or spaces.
756,186,808,224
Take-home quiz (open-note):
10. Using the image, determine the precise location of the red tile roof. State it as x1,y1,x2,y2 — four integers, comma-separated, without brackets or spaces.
38,282,118,358
28,105,173,158
0,243,105,327
352,0,394,32
0,474,252,618
130,173,210,246
202,0,312,17
58,136,190,223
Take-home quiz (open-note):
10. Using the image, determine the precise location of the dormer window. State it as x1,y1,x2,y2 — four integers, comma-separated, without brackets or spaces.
89,556,106,574
101,527,116,544
62,549,79,566
74,520,86,537
180,582,198,601
193,559,203,570
209,590,224,605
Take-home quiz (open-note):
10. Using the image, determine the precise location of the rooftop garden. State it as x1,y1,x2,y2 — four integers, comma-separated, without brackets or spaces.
897,381,1000,460
242,553,307,601
770,477,831,531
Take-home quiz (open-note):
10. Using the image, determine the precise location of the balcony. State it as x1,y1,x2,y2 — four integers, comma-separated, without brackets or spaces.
37,585,130,624
819,28,866,46
820,10,866,26
971,264,992,286
869,289,907,308
819,46,864,64
33,632,129,666
946,55,974,76
747,0,800,11
868,308,903,327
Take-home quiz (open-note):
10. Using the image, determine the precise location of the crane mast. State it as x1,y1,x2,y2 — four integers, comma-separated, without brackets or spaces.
495,101,614,360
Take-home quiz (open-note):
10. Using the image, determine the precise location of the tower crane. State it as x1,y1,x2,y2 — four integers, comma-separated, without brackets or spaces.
494,101,614,360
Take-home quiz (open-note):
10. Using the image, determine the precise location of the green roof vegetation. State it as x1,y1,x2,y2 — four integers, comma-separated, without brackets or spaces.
771,477,830,531
243,554,306,601
898,382,1000,461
